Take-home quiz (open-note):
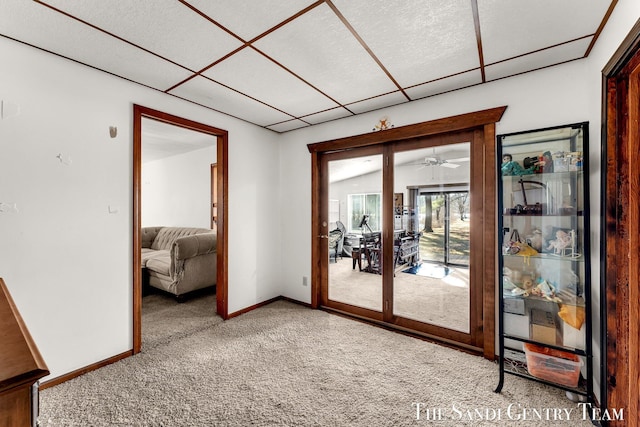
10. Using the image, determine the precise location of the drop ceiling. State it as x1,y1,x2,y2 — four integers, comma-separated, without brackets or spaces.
0,0,616,133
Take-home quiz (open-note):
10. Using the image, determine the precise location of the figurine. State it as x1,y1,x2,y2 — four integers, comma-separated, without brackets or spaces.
547,229,573,255
501,154,535,176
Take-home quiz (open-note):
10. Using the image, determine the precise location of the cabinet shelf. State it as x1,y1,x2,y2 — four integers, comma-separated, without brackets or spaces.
503,348,588,395
502,293,586,307
495,122,592,405
502,253,585,262
503,212,584,217
504,336,587,355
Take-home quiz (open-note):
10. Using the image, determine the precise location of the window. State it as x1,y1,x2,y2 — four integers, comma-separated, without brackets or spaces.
347,193,382,233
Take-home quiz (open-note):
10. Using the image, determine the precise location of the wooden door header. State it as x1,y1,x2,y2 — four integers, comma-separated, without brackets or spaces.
307,106,507,153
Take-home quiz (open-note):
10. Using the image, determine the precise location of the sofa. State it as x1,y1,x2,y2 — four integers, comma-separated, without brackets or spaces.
141,226,217,300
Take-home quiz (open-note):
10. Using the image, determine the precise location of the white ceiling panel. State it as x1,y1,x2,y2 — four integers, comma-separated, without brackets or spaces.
254,3,399,105
485,38,592,82
203,48,339,118
40,0,242,72
346,92,409,115
186,0,318,41
0,0,192,90
41,0,243,71
169,76,292,126
267,120,309,133
405,70,482,100
332,0,480,88
300,107,353,125
479,0,612,64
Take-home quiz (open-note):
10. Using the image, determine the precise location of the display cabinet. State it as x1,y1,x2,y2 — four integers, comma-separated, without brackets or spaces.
494,122,592,402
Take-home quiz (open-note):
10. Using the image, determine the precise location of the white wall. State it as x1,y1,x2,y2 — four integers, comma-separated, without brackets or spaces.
0,36,282,380
279,0,640,402
142,145,216,229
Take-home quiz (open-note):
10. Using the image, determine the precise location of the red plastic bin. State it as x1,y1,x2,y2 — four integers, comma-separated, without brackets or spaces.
523,343,582,387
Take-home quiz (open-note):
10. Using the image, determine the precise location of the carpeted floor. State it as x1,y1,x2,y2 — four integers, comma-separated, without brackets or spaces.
39,297,593,426
328,258,470,332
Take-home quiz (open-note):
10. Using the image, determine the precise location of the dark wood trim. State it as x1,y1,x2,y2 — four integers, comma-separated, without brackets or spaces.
471,0,487,83
585,0,619,57
227,296,282,319
216,132,229,320
280,296,313,308
603,18,640,75
307,106,507,153
480,124,497,359
310,151,321,309
133,105,230,355
321,305,483,354
132,106,143,353
39,350,132,390
251,47,346,110
602,20,640,427
325,0,410,101
33,1,194,74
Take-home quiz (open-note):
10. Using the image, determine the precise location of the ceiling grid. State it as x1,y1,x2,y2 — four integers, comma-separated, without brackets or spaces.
0,0,618,132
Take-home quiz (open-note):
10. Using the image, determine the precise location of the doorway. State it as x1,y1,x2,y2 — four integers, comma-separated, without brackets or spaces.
419,189,470,267
308,107,506,357
133,105,228,354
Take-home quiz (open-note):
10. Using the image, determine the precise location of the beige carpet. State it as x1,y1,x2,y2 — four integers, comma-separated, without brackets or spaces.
39,299,593,426
141,289,220,350
329,257,470,332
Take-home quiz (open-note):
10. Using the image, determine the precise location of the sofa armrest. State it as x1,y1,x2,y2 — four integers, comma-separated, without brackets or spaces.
173,233,217,261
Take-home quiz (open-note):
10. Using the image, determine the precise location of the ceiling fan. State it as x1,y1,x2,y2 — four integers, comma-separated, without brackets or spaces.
409,156,470,169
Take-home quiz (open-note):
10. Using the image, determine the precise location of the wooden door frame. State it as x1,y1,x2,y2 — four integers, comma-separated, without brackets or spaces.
211,163,218,230
602,19,640,425
308,106,506,359
132,105,229,354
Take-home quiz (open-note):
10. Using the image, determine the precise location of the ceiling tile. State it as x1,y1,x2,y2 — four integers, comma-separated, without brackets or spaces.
405,70,482,100
169,76,292,126
40,0,243,71
300,107,353,125
203,48,339,118
0,0,193,90
479,0,613,64
185,0,319,41
267,120,309,133
254,3,399,105
332,0,480,88
485,38,592,81
346,92,408,115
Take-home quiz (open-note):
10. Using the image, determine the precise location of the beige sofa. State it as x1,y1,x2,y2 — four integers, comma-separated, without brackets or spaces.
141,226,217,300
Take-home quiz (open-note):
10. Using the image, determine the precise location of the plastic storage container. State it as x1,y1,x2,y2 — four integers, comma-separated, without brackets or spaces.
523,343,581,387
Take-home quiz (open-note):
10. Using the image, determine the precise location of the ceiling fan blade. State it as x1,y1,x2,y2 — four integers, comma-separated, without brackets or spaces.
440,162,460,168
447,157,470,163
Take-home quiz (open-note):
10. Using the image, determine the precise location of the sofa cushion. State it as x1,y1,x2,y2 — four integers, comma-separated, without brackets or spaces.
141,249,169,267
146,254,171,276
150,227,211,251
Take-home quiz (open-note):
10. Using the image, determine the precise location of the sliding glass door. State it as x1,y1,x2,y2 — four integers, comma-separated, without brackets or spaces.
319,137,483,344
325,150,383,315
392,143,471,333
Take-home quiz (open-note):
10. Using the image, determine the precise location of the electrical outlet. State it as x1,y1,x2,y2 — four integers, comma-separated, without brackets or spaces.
302,276,308,286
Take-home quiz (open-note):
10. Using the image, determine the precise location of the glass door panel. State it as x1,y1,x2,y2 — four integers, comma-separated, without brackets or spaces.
392,143,471,332
327,154,383,312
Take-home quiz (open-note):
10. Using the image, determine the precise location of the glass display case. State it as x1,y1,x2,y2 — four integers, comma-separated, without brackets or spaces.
494,122,592,401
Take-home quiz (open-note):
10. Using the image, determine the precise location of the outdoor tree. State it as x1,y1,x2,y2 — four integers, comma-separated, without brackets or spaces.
451,193,469,221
